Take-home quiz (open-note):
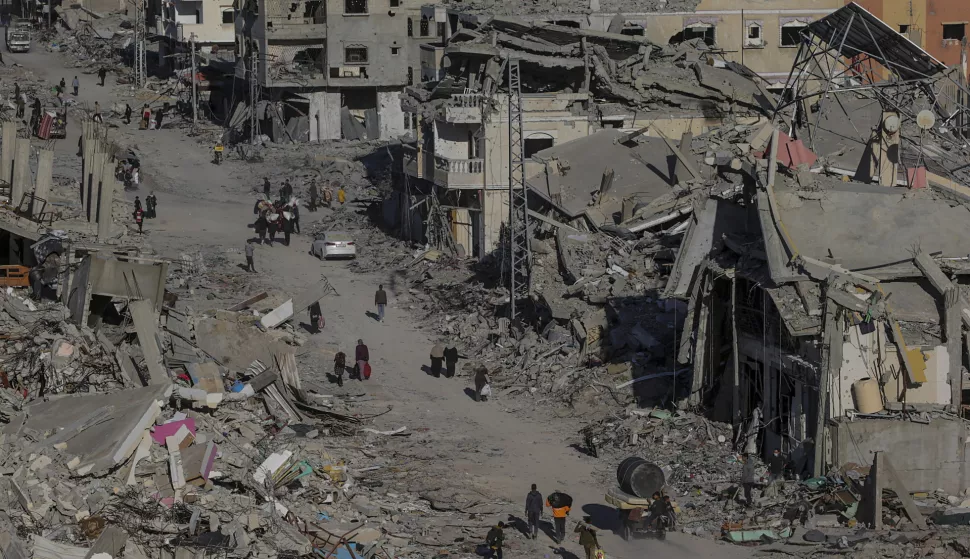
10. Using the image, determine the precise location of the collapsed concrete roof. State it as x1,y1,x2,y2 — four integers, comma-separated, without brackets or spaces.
527,129,679,222
403,18,775,117
438,0,702,16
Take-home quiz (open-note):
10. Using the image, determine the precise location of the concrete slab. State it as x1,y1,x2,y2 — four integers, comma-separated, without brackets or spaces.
130,299,169,385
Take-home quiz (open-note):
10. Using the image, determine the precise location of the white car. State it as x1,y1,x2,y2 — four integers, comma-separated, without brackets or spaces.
311,232,357,259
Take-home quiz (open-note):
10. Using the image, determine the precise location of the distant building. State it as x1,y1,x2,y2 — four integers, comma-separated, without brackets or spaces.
153,0,236,56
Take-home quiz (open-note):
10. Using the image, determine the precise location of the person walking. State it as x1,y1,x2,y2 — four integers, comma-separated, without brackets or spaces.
155,102,168,129
93,101,103,123
124,103,132,125
98,67,107,86
337,186,346,204
29,97,40,131
72,76,79,96
141,104,151,129
525,484,543,541
484,522,505,559
333,351,346,387
430,342,444,378
308,182,318,212
255,215,268,245
134,207,144,234
59,78,66,93
374,284,387,322
291,203,300,234
444,342,459,378
323,185,333,208
282,216,293,246
267,215,278,246
15,94,24,119
244,240,256,272
475,366,490,402
133,196,142,214
741,454,757,507
765,448,785,498
355,339,370,381
308,301,323,332
575,516,599,559
146,192,157,219
546,493,571,544
263,177,271,198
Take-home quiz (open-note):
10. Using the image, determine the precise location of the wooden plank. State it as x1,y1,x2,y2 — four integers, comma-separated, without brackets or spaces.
877,452,927,530
228,291,269,312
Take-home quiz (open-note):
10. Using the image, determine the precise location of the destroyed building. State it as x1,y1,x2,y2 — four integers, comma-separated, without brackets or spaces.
664,3,970,494
394,16,774,257
234,0,428,142
153,0,237,58
434,0,843,85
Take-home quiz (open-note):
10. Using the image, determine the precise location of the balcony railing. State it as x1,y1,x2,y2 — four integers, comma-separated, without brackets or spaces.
444,93,484,123
434,155,483,174
450,93,483,108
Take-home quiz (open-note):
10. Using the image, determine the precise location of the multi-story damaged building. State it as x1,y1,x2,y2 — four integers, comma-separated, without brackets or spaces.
234,0,435,141
394,16,773,258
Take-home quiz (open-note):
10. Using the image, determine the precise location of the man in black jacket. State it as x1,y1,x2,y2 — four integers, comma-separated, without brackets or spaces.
525,484,542,540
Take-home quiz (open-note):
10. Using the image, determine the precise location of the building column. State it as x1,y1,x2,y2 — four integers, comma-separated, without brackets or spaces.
11,138,31,209
378,89,405,139
309,90,341,141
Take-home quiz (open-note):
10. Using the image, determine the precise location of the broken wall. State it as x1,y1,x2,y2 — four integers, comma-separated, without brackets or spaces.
830,418,970,494
378,88,405,139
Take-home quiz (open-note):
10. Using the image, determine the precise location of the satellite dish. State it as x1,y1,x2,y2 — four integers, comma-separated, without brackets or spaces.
883,114,901,134
917,110,936,130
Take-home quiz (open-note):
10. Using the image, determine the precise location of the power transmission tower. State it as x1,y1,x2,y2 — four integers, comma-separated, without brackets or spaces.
132,0,146,87
249,49,260,146
506,58,531,321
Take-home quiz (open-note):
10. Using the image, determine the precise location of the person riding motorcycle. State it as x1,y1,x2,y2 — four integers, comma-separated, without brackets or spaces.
646,492,675,531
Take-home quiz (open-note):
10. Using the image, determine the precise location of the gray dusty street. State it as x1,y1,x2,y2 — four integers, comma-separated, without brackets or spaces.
6,39,749,559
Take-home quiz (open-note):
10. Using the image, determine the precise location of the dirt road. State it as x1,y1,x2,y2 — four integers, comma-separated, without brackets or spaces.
18,47,747,559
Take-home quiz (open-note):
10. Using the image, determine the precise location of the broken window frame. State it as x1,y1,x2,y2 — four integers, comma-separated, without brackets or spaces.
344,45,369,64
943,22,966,41
780,22,808,48
344,0,367,15
682,23,716,47
744,21,764,48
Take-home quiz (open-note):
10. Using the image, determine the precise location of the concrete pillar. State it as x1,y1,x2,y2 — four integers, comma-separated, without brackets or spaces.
88,151,105,223
97,175,116,241
34,149,54,207
309,90,341,141
11,138,30,209
1,121,16,188
81,121,94,213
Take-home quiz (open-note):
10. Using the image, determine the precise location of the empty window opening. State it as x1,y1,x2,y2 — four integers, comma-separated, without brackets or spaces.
899,24,909,34
683,24,715,46
943,23,966,41
745,22,763,47
407,66,413,85
407,17,412,36
389,0,399,6
222,9,233,23
345,46,368,64
345,0,366,14
391,46,400,55
748,25,761,39
780,24,806,47
620,25,644,37
420,16,429,36
524,137,554,158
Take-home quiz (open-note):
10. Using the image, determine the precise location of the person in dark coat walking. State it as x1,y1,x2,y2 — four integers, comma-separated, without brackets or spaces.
355,339,370,380
98,67,107,86
308,301,323,332
291,203,300,234
267,215,278,246
146,192,157,218
444,342,459,378
374,284,387,322
525,484,543,540
255,215,268,245
124,103,132,125
263,177,271,198
133,196,142,213
430,342,444,378
308,183,318,212
282,216,293,246
474,366,490,402
333,351,346,387
485,522,505,559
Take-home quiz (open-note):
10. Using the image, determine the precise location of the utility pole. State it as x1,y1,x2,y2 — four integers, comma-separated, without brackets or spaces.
249,49,259,145
190,33,197,126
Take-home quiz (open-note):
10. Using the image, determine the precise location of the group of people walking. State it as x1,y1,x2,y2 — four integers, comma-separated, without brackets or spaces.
331,339,371,387
132,194,158,234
